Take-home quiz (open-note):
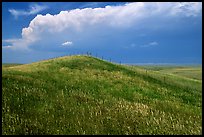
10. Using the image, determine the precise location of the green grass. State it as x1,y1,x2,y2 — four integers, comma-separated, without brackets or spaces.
138,65,202,80
2,63,23,68
2,55,202,135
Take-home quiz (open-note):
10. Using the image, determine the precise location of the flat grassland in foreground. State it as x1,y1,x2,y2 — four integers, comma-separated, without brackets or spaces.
2,55,202,135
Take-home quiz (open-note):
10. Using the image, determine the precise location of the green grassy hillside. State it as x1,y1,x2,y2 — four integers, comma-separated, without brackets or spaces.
2,55,202,135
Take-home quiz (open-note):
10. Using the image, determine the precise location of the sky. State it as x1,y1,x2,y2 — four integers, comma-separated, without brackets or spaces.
2,2,202,64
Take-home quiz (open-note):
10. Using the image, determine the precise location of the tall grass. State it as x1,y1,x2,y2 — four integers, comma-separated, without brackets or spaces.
2,55,202,135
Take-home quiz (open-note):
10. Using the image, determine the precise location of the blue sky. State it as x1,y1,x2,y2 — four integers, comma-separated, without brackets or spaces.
2,2,202,64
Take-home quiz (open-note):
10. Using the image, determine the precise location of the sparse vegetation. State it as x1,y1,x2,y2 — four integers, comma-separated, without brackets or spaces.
2,55,202,135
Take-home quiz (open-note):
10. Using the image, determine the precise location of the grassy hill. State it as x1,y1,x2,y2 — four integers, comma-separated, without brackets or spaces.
2,55,202,135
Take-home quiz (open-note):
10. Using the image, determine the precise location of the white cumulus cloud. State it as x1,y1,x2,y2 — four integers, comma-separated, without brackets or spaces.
61,41,73,47
4,2,202,51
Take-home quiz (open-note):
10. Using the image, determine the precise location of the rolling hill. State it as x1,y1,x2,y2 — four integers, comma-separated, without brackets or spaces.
2,55,202,135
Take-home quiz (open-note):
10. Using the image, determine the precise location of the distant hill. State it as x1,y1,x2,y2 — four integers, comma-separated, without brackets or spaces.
2,55,202,135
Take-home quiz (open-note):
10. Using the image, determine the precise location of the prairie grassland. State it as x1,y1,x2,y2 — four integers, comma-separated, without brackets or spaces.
137,65,202,80
2,55,202,135
2,63,22,69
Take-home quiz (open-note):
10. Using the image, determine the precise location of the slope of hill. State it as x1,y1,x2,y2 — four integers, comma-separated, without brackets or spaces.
2,55,202,135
